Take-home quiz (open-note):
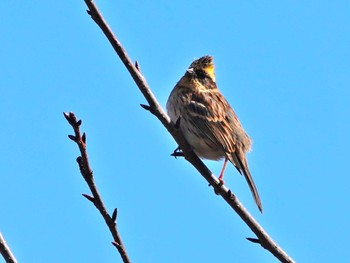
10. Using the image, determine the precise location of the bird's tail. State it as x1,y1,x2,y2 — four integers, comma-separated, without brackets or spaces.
229,152,263,213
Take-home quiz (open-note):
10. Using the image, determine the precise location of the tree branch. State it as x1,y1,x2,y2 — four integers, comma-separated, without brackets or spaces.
64,112,131,263
0,233,17,263
82,1,295,262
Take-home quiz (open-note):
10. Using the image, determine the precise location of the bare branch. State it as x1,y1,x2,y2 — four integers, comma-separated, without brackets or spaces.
82,1,295,262
0,233,17,263
64,112,131,263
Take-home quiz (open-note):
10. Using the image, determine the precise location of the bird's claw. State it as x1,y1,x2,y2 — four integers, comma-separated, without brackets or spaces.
171,147,184,158
218,178,225,186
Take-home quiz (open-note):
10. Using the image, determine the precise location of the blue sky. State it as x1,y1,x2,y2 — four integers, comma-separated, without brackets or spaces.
1,1,350,262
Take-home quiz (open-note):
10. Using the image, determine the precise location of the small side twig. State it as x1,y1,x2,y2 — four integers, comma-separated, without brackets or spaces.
0,233,17,263
64,112,131,263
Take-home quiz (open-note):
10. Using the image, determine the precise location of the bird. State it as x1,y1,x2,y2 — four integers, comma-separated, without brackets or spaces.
166,55,263,212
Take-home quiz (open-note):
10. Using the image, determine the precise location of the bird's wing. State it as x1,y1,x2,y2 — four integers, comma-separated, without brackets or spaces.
185,87,239,154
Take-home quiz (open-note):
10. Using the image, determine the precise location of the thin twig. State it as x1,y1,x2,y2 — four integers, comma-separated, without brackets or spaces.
64,112,131,263
83,1,295,262
0,233,17,263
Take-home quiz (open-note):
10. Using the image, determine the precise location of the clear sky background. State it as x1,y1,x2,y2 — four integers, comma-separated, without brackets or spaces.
1,1,350,262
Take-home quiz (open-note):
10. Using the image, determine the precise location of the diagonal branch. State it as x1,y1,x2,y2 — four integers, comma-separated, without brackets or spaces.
64,112,131,263
0,233,17,263
83,1,295,262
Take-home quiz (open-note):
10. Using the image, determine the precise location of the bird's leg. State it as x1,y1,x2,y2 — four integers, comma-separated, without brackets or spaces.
218,157,229,185
171,146,184,158
171,117,185,158
174,117,181,129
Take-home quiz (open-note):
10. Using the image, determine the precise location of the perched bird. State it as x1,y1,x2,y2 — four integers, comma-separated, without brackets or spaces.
166,55,263,212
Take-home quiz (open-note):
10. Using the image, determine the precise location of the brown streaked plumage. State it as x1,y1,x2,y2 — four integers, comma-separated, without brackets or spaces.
166,55,263,212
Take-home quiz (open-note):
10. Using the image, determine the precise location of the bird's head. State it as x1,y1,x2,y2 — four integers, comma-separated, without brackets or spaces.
186,55,216,82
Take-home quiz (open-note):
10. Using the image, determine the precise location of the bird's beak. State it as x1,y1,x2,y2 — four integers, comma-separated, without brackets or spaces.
186,68,195,75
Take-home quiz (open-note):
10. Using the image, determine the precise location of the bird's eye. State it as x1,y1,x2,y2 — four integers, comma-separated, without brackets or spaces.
195,70,207,79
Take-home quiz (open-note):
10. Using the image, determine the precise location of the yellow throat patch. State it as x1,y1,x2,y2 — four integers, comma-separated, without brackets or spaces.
203,64,216,82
